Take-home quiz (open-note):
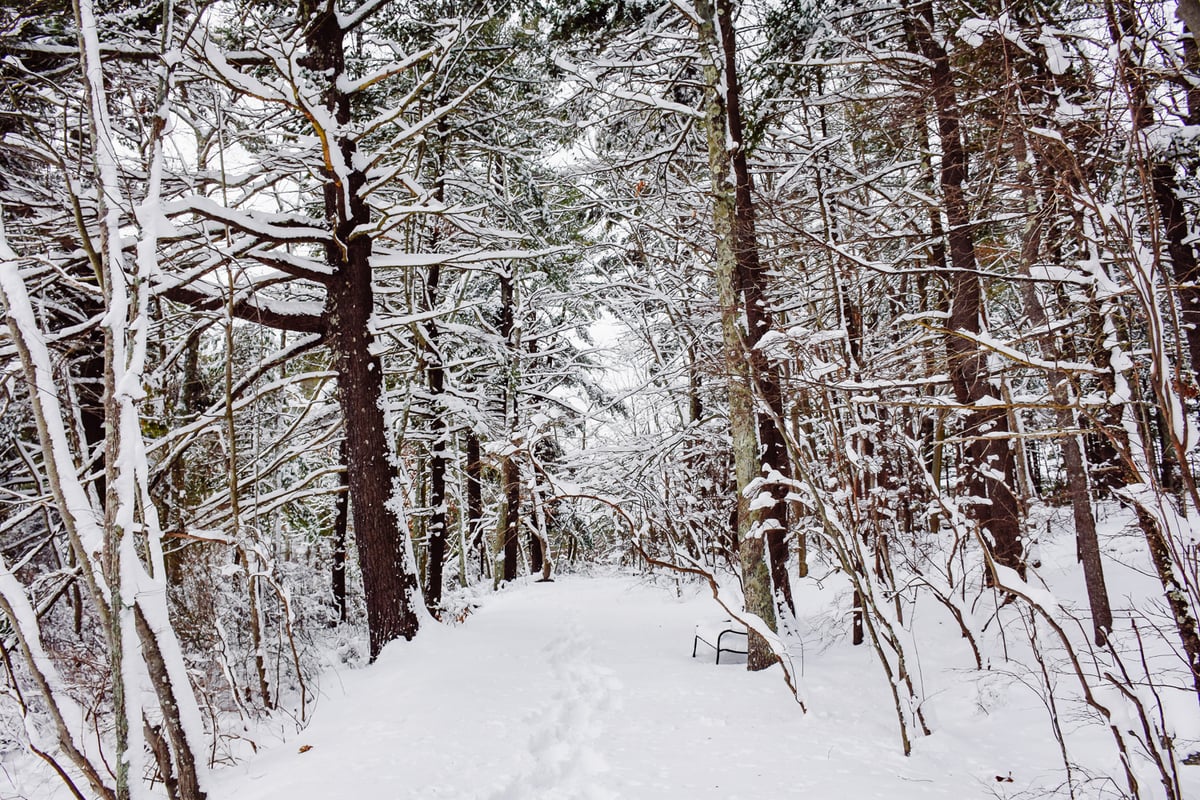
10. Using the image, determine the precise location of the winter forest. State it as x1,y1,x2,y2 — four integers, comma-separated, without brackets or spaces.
2,0,1200,797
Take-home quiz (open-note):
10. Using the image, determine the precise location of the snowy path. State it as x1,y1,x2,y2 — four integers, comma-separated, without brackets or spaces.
213,576,1016,799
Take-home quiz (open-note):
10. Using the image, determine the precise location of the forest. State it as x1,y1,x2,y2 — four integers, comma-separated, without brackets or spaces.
0,0,1199,797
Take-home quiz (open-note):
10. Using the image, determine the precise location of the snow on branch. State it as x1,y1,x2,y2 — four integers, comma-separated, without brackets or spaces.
553,56,705,120
153,274,326,334
370,245,567,270
200,40,293,104
165,196,330,243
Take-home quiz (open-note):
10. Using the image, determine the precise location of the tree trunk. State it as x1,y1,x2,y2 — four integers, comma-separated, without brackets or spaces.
908,0,1024,575
1104,0,1200,699
526,339,545,577
498,268,521,582
529,524,545,575
422,127,450,612
1012,176,1112,645
423,272,449,612
327,247,421,657
331,441,349,623
132,606,205,800
717,0,794,616
465,430,485,580
500,456,521,582
1139,506,1200,700
697,0,777,670
1110,0,1200,388
1103,370,1200,698
302,1,421,659
687,341,703,423
527,472,552,581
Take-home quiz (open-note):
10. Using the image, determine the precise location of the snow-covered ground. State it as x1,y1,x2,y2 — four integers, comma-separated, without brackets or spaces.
208,573,1099,800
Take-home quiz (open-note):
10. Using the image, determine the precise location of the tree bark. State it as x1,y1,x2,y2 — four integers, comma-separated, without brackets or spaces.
1013,188,1112,645
526,340,545,577
529,522,545,575
465,430,485,580
908,0,1024,575
133,606,205,800
498,269,521,582
500,456,521,582
1104,0,1200,700
422,271,449,612
421,126,450,612
717,0,794,616
143,719,179,800
302,1,421,659
331,441,349,623
697,0,777,670
1138,504,1200,700
1109,1,1200,388
1180,0,1200,47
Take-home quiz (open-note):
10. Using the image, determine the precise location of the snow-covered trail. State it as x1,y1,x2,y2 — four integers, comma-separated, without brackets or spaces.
213,576,1006,799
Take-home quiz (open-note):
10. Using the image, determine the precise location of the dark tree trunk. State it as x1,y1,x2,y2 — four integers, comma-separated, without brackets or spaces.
1108,1,1200,387
465,431,485,578
1103,0,1200,701
1064,424,1113,645
143,720,179,800
908,0,1024,575
302,2,420,659
422,268,448,613
529,524,545,575
687,341,703,423
1013,190,1112,645
501,457,521,582
331,441,349,624
498,269,521,582
1100,372,1200,698
525,338,547,579
999,55,1113,641
422,125,450,612
1151,164,1200,384
75,341,106,491
852,590,864,646
1085,309,1125,496
1139,506,1200,700
718,0,794,615
327,251,420,657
